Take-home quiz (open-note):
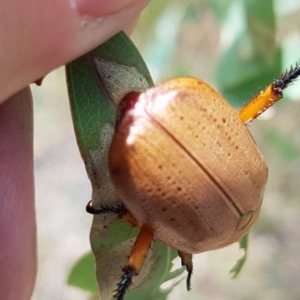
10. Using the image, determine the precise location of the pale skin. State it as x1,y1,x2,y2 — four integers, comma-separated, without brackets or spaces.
0,0,149,299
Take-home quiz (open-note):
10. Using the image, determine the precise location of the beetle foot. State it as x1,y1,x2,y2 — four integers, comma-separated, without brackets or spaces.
178,251,193,291
114,265,135,300
185,263,193,291
86,200,127,217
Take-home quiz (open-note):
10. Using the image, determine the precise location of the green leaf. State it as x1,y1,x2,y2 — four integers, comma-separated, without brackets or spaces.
66,32,153,158
125,241,184,300
230,234,249,278
67,252,98,294
66,32,179,300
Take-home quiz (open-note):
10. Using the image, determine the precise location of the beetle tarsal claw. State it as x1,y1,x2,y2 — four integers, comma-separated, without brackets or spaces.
85,200,127,216
178,251,193,291
186,263,193,291
114,265,135,300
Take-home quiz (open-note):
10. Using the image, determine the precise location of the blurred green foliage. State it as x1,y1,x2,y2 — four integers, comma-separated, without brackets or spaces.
68,252,98,295
133,0,300,104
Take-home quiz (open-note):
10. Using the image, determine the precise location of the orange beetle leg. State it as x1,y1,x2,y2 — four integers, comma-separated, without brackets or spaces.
239,64,300,123
115,226,153,300
178,251,193,291
120,211,139,226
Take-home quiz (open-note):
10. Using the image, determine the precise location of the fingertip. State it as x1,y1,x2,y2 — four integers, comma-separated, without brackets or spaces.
70,0,149,60
0,0,149,102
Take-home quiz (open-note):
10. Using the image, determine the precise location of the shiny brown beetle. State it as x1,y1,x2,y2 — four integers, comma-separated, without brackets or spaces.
88,65,300,300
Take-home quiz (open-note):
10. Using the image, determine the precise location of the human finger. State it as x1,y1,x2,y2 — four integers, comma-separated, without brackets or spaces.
0,88,36,300
0,0,149,102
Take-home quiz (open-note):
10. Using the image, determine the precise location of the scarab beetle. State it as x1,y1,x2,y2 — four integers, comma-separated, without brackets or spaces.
88,65,300,300
110,77,267,253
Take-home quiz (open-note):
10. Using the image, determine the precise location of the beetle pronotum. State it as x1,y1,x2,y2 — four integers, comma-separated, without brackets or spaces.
87,64,300,300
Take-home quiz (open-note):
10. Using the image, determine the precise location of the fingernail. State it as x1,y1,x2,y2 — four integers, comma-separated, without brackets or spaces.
70,0,126,18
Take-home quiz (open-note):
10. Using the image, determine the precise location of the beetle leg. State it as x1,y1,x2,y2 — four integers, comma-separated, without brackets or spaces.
86,200,127,216
239,63,300,123
114,226,153,300
86,200,139,226
178,251,193,291
115,265,135,300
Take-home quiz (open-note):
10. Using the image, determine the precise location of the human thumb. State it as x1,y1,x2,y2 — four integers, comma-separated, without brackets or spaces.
0,0,149,102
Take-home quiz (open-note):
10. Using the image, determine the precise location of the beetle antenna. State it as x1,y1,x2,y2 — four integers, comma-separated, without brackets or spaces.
86,200,127,217
114,266,135,300
273,63,300,92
